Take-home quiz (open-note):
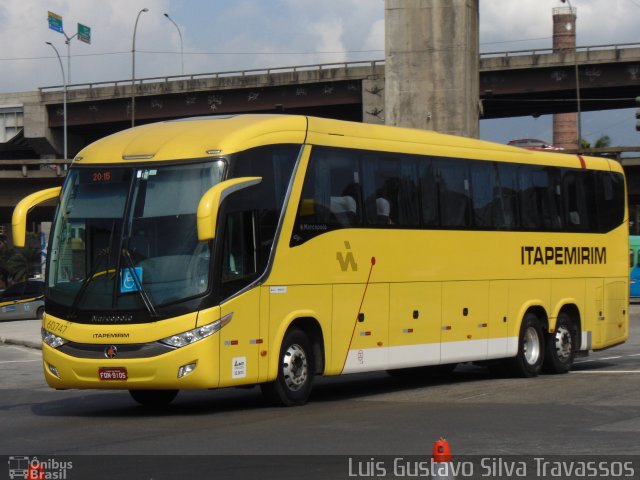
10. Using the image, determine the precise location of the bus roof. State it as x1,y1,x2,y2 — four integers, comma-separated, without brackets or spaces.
73,114,621,174
74,115,308,164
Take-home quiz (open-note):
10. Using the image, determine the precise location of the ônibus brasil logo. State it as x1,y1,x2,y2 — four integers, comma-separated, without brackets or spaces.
7,456,73,479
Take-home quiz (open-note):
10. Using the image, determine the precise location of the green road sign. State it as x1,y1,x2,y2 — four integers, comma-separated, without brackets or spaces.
78,23,91,44
48,11,63,33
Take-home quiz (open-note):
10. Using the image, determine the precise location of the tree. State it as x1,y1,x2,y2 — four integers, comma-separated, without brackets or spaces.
580,134,611,149
0,233,41,284
0,237,12,289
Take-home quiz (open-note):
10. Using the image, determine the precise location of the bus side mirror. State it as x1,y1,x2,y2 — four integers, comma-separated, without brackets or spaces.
197,177,262,241
12,187,62,247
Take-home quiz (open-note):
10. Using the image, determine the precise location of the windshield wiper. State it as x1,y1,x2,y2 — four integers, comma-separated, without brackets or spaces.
68,247,111,319
69,220,119,319
121,247,158,318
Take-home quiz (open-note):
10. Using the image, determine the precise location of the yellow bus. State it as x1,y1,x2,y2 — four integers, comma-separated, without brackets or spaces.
13,115,629,407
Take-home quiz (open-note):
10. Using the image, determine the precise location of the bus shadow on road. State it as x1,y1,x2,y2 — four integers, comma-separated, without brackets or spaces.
30,387,268,418
30,365,500,417
570,360,620,371
33,360,607,417
310,365,496,403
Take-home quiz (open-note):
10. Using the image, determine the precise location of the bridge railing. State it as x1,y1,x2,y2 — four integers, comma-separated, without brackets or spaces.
479,41,640,58
37,42,640,94
0,159,71,178
39,60,386,93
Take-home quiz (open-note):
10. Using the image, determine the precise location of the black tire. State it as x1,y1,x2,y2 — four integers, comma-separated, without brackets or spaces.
543,312,577,374
36,307,45,320
508,313,545,378
129,389,178,407
261,329,314,406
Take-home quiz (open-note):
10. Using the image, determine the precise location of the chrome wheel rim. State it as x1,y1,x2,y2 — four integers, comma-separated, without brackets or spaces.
554,325,573,362
282,344,308,391
523,326,541,365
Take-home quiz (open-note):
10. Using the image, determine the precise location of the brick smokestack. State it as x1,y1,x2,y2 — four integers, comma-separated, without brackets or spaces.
552,6,578,149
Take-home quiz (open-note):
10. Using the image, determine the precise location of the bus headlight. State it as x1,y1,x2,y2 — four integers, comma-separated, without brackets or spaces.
42,328,69,349
159,314,232,348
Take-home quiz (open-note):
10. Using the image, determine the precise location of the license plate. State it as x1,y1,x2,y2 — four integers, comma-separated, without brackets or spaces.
98,367,128,381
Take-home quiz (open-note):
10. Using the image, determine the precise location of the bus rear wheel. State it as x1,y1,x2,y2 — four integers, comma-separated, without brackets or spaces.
508,313,545,378
129,389,178,407
543,313,577,374
261,328,314,407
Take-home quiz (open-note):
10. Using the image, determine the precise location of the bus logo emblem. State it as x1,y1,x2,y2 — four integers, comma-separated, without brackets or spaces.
105,345,118,359
336,241,358,272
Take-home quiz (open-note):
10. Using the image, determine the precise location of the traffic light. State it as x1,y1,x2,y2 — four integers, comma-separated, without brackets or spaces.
637,97,640,132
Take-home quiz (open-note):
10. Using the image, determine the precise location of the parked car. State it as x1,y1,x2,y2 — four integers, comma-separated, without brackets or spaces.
507,138,564,151
0,280,45,321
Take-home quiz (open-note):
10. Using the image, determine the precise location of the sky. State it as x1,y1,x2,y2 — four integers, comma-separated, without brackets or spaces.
0,0,639,147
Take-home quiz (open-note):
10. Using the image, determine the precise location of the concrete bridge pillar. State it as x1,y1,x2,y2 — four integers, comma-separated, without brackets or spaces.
384,0,479,137
23,102,58,158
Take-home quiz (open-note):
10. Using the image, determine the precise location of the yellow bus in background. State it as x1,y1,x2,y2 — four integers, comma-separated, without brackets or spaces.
13,115,629,407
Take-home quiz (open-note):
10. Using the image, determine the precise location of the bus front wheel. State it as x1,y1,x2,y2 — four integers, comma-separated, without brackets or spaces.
508,313,545,378
543,312,577,374
261,328,314,406
129,389,178,407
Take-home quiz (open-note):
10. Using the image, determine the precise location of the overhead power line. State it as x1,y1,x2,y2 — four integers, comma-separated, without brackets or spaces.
0,49,383,62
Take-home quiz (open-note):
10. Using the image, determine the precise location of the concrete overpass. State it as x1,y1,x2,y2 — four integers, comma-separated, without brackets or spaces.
25,42,640,155
3,42,638,156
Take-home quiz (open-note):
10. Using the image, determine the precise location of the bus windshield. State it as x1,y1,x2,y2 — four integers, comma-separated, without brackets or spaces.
47,160,226,316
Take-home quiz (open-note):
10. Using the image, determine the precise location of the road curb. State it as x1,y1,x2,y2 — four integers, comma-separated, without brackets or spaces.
0,337,42,350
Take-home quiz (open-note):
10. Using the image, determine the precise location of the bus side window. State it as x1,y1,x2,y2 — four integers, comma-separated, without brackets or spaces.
495,163,519,229
518,165,562,230
292,147,361,244
562,170,596,232
437,158,471,228
595,171,625,233
469,161,496,229
419,159,439,227
361,153,419,227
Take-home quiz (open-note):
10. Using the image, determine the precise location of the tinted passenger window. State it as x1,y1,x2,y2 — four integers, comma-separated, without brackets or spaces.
289,145,626,242
361,154,419,226
1,283,24,299
595,171,625,233
518,166,562,230
438,159,471,227
495,163,519,229
292,148,362,245
419,159,439,226
470,162,501,228
24,282,44,296
562,170,596,232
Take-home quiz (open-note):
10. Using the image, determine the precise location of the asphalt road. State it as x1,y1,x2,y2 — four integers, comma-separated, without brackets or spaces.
1,308,639,479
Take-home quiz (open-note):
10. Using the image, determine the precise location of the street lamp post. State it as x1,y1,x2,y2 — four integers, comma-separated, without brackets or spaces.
164,13,184,75
560,0,581,149
131,8,149,128
46,42,67,162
